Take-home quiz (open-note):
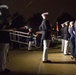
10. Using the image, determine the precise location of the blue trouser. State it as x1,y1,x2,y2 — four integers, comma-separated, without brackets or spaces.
70,37,75,57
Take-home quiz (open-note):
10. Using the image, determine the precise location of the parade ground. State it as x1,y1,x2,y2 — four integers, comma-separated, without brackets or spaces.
6,48,76,75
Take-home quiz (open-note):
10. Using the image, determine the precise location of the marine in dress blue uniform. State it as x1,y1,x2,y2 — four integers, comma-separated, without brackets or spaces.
61,23,65,52
63,21,70,55
39,12,51,63
0,5,10,73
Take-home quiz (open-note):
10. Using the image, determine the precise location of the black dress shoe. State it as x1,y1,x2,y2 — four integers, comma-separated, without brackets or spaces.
43,60,51,63
0,69,11,74
43,61,47,63
71,56,74,59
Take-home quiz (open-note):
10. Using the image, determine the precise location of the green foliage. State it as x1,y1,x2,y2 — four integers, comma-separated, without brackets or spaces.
50,40,61,49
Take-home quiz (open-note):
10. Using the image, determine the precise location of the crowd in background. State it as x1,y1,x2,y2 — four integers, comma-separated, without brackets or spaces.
61,20,76,60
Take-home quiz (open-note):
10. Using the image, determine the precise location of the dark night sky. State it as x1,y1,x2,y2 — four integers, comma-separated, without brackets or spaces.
0,0,76,24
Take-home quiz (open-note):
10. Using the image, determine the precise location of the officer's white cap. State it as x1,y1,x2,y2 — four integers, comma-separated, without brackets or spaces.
41,12,49,17
64,21,69,24
61,23,64,26
0,5,8,9
69,21,74,24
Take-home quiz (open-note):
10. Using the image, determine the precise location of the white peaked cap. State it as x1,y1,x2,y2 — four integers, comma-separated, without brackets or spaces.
0,5,8,9
64,21,69,24
41,12,49,17
70,21,74,24
0,11,2,16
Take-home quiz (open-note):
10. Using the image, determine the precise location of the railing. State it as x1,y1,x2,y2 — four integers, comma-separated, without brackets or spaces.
9,30,36,49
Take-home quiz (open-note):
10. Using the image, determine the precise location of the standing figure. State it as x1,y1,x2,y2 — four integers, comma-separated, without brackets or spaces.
69,21,75,59
28,28,36,51
74,20,76,60
63,21,70,55
28,28,33,50
0,5,10,74
61,23,65,52
39,12,51,63
74,13,76,62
